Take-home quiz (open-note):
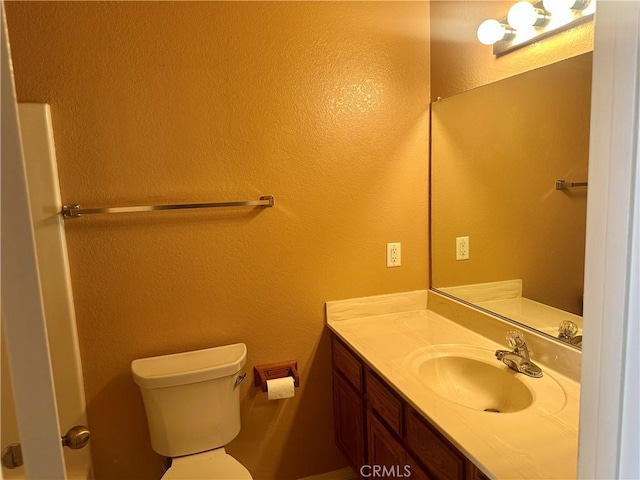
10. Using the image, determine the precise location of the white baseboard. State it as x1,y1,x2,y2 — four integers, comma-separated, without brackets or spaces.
298,467,357,480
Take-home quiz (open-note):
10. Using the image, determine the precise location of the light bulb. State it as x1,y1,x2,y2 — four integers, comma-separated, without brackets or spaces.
508,1,547,29
477,19,508,45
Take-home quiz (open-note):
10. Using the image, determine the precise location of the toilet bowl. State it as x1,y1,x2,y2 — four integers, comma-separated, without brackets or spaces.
132,343,252,479
163,448,251,479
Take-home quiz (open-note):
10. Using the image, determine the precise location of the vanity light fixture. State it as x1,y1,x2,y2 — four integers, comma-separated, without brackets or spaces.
477,0,595,56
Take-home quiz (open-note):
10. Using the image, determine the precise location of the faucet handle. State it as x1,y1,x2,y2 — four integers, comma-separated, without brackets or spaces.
559,320,579,339
505,330,526,348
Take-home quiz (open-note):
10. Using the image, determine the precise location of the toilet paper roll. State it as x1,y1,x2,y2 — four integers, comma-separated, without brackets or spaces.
267,376,295,400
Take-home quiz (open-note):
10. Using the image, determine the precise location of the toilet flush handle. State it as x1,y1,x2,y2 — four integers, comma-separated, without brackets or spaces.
235,372,247,387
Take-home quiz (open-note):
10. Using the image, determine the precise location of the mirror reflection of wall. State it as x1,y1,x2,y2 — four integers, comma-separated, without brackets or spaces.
431,52,592,343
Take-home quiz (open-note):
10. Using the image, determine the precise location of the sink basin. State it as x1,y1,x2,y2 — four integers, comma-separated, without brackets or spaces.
403,345,567,415
417,355,533,413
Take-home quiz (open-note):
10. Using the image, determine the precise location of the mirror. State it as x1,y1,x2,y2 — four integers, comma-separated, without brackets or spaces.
430,53,592,349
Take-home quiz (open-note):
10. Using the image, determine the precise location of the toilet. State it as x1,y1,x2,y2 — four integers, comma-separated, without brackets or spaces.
131,343,252,479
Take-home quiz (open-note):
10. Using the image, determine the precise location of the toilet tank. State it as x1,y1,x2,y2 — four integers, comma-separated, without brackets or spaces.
131,343,247,457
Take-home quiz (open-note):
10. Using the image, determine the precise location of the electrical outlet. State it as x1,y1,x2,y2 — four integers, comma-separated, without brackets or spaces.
456,236,469,260
386,242,401,267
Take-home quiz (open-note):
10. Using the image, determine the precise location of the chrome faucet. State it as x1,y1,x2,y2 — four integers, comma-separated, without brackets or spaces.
558,320,582,347
495,330,543,378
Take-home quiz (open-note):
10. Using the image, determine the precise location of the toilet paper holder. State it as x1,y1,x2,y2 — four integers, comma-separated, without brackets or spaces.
253,361,300,392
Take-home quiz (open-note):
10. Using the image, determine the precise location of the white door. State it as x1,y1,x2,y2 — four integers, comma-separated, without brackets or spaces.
1,4,66,478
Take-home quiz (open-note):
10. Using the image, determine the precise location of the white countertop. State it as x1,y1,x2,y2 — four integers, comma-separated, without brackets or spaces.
326,291,580,480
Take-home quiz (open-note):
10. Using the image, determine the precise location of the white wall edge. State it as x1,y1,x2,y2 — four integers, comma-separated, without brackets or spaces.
16,102,93,476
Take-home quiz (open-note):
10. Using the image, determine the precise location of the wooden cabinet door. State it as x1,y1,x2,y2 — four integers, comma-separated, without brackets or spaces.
367,411,433,479
333,372,365,472
405,407,465,480
367,411,409,479
368,410,406,467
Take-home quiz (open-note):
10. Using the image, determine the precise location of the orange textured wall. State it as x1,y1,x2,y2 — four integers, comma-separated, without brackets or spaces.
5,2,430,479
430,0,594,98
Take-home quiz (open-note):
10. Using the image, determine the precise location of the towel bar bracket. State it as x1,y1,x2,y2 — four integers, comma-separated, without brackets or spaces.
556,179,588,190
62,204,82,218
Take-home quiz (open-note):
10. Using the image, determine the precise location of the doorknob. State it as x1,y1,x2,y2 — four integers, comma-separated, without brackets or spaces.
1,425,90,469
1,443,23,469
61,425,90,450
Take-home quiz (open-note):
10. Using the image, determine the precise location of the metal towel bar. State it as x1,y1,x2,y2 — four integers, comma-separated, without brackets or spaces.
62,195,275,219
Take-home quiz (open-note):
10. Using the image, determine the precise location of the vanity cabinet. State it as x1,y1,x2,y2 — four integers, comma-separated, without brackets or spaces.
331,335,489,480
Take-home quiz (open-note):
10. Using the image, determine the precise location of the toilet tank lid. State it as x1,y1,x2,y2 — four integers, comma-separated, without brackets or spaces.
131,343,247,389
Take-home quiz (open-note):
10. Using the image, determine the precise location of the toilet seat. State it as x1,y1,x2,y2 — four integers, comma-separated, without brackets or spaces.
162,448,252,479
